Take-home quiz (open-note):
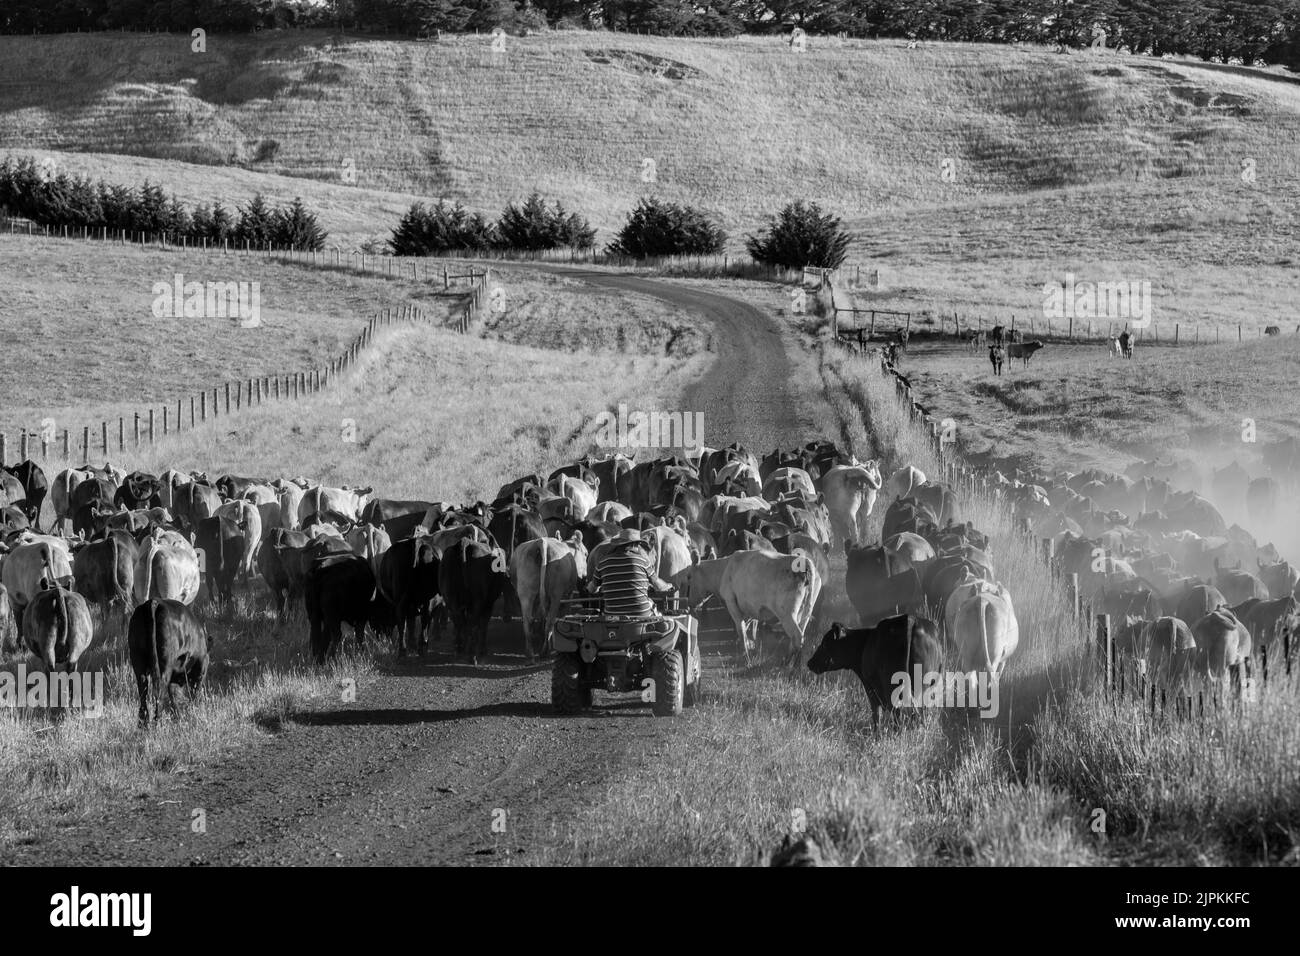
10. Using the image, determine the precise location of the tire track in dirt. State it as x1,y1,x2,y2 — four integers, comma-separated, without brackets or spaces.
4,269,808,866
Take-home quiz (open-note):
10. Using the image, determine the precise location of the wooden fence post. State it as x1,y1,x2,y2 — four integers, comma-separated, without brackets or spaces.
225,383,231,415
20,432,27,461
82,426,89,463
101,421,108,455
61,429,69,462
134,413,140,447
148,409,155,444
190,397,195,427
1095,613,1113,691
0,434,5,467
201,392,207,421
163,406,169,436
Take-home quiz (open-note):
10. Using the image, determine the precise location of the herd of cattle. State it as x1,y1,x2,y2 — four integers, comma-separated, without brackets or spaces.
3,426,1295,727
988,439,1300,697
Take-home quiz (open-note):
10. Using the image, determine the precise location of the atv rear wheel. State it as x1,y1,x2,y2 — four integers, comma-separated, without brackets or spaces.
551,653,590,715
683,641,702,707
651,648,684,717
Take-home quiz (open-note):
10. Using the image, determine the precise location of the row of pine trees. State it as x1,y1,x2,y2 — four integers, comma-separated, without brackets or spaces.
0,157,328,251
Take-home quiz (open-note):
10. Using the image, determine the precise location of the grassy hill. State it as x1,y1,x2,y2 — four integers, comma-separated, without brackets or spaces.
4,30,1300,327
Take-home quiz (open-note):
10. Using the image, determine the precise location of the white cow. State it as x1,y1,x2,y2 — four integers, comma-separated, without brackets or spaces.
762,467,817,502
642,525,695,582
672,550,821,660
345,523,392,583
547,475,597,521
950,584,1019,696
509,534,588,660
49,469,92,535
132,529,201,605
275,481,305,531
714,460,762,496
588,501,632,524
298,485,373,525
820,461,883,543
216,499,263,579
887,464,926,500
0,537,74,623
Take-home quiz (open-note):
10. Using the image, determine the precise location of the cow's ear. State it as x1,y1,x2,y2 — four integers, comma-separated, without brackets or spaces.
831,622,845,641
821,541,830,555
843,537,853,555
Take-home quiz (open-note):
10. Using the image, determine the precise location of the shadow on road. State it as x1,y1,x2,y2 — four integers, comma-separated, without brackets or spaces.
292,697,654,727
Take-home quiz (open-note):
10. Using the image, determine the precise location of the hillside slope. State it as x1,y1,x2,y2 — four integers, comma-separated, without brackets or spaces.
4,30,1299,323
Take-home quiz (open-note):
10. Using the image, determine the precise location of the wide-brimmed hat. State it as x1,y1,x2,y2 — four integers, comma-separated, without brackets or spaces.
613,528,642,544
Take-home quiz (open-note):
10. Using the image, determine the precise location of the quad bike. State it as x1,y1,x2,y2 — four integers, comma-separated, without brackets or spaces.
550,595,701,717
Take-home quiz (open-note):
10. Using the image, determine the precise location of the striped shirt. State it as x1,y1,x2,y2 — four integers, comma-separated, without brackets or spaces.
593,543,659,617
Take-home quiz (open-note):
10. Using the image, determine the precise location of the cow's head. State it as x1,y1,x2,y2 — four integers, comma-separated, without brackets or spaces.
807,622,856,674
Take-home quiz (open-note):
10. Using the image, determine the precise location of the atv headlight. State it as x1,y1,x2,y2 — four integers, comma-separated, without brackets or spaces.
580,639,598,664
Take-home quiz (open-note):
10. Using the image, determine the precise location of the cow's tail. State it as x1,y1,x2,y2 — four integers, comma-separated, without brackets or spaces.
141,537,158,601
109,532,130,611
312,486,322,521
41,544,69,661
148,598,162,702
537,540,550,621
981,597,996,674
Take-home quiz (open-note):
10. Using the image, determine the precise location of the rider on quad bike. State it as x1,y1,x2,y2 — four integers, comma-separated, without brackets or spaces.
589,528,676,615
550,528,701,716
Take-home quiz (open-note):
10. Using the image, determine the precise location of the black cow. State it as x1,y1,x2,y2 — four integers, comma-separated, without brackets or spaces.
214,474,266,501
378,535,442,656
265,531,349,615
113,470,162,510
990,325,1006,346
2,460,47,530
439,538,509,664
72,529,139,620
304,552,377,664
1118,330,1133,358
988,344,1004,376
1264,325,1280,336
807,615,942,730
128,598,208,726
361,498,443,540
845,543,926,626
193,514,247,607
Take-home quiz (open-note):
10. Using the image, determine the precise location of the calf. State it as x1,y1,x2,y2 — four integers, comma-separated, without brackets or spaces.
807,615,942,730
0,583,19,655
988,345,1004,375
128,598,208,726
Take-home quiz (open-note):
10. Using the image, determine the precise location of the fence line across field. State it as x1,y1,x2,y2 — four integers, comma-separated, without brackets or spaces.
0,290,486,469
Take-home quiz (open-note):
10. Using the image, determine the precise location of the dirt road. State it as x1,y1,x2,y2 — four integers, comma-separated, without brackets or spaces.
6,270,805,866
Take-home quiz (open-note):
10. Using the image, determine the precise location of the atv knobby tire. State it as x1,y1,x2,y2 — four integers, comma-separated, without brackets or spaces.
651,648,685,717
683,640,702,707
551,653,590,714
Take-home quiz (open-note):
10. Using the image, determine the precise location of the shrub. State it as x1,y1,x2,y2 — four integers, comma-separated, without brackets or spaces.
607,197,727,259
746,200,853,270
494,192,595,251
388,200,495,255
